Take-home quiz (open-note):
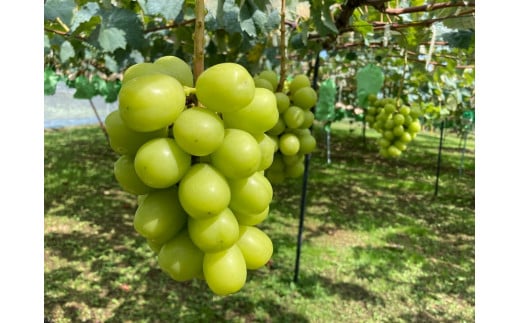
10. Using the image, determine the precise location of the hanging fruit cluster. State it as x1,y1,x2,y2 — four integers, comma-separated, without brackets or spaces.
365,95,422,158
259,73,318,184
104,56,312,295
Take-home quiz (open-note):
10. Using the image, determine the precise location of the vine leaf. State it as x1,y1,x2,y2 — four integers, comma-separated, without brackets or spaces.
44,0,76,25
137,0,184,21
70,2,100,33
44,68,62,95
60,40,75,62
99,8,145,51
73,75,97,99
98,27,127,53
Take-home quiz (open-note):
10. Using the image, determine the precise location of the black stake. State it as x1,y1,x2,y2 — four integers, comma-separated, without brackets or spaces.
433,120,445,198
294,50,321,283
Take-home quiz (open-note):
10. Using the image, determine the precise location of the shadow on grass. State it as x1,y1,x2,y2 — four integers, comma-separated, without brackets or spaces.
44,125,474,321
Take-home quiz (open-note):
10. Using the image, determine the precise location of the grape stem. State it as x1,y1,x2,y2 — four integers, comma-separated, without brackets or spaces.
184,86,197,97
193,0,205,82
277,0,287,92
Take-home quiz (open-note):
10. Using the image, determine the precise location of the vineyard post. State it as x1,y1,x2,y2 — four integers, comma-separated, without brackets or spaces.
433,119,445,198
294,50,321,284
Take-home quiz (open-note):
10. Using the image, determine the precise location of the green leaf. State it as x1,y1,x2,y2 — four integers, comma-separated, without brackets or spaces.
44,68,61,96
311,0,338,36
315,78,337,122
352,20,373,38
442,30,474,49
98,27,127,52
104,54,119,73
139,0,184,21
91,75,108,96
73,75,97,99
59,40,75,62
70,2,100,32
96,7,145,51
104,81,122,103
44,0,76,25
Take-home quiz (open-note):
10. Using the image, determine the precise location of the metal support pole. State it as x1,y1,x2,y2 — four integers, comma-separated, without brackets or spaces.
433,120,445,198
294,50,320,283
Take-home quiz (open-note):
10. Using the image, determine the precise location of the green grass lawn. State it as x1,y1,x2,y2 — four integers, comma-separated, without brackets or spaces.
44,120,475,322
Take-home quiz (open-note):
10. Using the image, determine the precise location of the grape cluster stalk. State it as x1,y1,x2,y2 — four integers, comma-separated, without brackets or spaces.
105,56,317,295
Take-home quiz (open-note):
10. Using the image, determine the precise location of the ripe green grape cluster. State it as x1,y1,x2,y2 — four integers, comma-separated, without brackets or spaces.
365,95,422,158
106,56,278,296
257,73,318,184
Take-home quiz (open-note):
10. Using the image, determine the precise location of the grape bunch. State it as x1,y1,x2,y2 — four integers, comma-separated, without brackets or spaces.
105,56,279,296
256,73,318,184
365,95,422,158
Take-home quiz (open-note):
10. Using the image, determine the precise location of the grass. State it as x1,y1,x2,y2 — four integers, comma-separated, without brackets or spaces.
44,119,475,323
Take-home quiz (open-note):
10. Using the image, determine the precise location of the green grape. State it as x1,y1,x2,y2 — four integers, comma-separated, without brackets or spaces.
289,74,311,94
158,229,204,282
377,137,391,148
399,106,411,115
203,244,247,296
195,63,255,113
266,118,286,136
118,73,186,132
393,113,406,126
210,128,262,179
279,133,300,156
393,125,405,137
134,138,191,189
283,106,305,129
222,87,279,135
291,86,317,110
285,160,305,178
173,107,225,156
105,110,168,156
383,130,395,141
254,76,274,92
153,55,194,87
400,132,413,143
255,133,277,171
387,145,402,158
274,92,291,114
299,110,315,129
122,62,164,84
188,208,239,253
384,104,397,114
408,121,421,133
178,163,231,219
282,153,304,166
113,155,153,195
229,172,273,215
233,206,269,226
393,140,408,151
133,187,188,242
258,70,278,90
298,132,317,154
235,225,273,270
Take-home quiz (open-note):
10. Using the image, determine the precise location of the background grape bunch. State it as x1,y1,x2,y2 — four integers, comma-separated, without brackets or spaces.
104,56,307,295
365,95,422,158
257,73,318,184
